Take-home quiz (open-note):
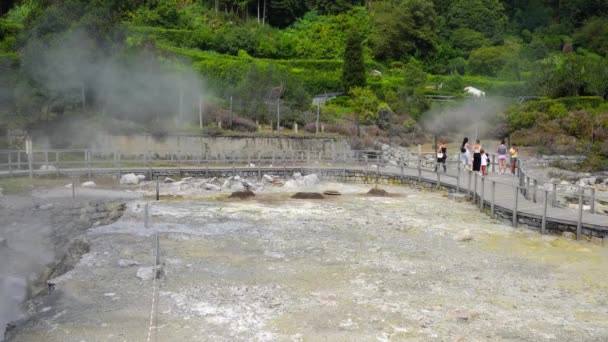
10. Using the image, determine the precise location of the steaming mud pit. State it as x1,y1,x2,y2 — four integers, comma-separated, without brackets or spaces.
9,183,608,341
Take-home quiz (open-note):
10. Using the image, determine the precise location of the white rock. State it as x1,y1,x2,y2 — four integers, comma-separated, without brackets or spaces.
560,180,570,186
81,181,96,188
163,177,176,184
181,177,194,182
263,174,274,183
136,266,162,281
64,183,73,188
120,173,140,185
136,174,146,181
230,182,245,192
381,144,390,151
302,174,320,187
118,259,140,268
454,229,473,241
221,180,231,188
249,163,255,167
203,183,221,191
389,160,398,166
39,164,57,171
293,172,303,179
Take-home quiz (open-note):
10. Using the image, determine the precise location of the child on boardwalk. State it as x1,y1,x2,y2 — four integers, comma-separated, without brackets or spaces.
480,149,488,176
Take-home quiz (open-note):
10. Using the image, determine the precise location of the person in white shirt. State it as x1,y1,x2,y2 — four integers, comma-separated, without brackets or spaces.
481,149,488,176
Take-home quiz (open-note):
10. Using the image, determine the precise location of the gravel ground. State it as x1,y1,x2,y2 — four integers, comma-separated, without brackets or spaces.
9,182,608,342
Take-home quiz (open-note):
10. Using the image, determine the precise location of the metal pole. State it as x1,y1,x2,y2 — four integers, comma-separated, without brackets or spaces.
144,203,150,228
473,172,478,204
491,181,496,218
156,176,160,201
436,171,440,188
532,179,537,203
541,190,548,234
491,154,495,173
456,173,460,193
513,187,518,227
316,101,320,134
467,170,472,199
577,191,583,241
590,188,595,214
417,159,421,183
400,165,404,184
480,176,484,212
155,233,160,266
552,182,557,207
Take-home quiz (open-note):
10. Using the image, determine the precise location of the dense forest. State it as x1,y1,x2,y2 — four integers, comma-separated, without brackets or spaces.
0,0,607,167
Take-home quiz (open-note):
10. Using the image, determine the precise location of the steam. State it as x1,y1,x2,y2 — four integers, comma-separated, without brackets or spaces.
19,29,206,145
420,97,511,144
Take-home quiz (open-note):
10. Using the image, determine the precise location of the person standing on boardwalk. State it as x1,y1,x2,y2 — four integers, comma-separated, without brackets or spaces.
481,149,488,176
496,140,508,174
460,137,471,169
472,139,482,173
434,139,447,173
509,143,518,175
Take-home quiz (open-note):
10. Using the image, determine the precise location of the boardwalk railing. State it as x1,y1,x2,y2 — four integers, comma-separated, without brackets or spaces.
0,148,605,240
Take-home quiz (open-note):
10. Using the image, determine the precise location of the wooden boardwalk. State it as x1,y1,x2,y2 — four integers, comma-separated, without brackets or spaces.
1,160,606,239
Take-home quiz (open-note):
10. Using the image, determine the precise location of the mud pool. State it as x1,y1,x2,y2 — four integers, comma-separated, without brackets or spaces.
9,182,608,341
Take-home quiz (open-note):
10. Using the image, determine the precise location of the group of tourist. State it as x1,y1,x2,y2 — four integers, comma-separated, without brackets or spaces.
434,138,519,175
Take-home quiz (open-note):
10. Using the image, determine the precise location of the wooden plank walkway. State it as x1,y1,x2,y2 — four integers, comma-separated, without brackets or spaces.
1,161,606,238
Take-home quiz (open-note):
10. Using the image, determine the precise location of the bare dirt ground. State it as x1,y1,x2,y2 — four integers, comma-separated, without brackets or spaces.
8,182,608,342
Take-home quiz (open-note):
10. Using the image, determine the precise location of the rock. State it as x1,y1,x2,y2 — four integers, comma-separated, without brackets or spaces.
292,192,324,199
560,180,570,186
120,173,140,185
39,164,57,171
454,229,473,241
163,177,176,184
271,179,284,186
302,174,320,187
64,183,73,188
448,193,467,202
81,181,96,188
203,183,221,191
228,190,255,199
367,188,389,197
118,259,140,268
293,172,303,180
136,266,163,281
181,177,194,182
263,174,274,183
562,231,576,239
38,203,54,210
136,174,146,181
389,160,398,166
381,144,390,151
323,190,341,196
230,182,245,192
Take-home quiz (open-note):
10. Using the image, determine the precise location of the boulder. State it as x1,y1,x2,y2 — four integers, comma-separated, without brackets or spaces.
263,174,274,183
120,173,140,185
228,190,255,199
230,182,245,192
302,174,320,187
163,177,176,184
136,266,163,281
291,192,324,199
118,259,140,268
136,174,147,181
293,172,303,180
181,177,194,182
323,190,341,196
81,181,96,188
367,188,389,197
203,183,221,191
39,164,57,172
453,229,473,241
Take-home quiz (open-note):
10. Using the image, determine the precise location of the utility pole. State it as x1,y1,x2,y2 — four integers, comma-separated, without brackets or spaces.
199,95,203,129
316,101,320,134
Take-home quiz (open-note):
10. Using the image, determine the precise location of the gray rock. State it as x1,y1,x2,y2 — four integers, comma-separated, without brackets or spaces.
81,181,96,188
136,174,147,181
163,177,176,184
39,164,57,171
120,173,140,185
293,172,303,180
230,182,245,192
181,177,195,182
453,229,473,241
136,266,163,281
263,174,274,183
203,183,221,191
118,259,140,268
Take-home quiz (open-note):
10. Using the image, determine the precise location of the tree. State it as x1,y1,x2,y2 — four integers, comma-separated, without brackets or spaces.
574,17,608,57
341,30,366,92
446,0,507,43
369,0,438,61
467,46,509,76
450,28,491,56
350,86,379,136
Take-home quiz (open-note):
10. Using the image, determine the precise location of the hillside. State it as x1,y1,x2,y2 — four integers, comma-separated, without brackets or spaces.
0,0,607,167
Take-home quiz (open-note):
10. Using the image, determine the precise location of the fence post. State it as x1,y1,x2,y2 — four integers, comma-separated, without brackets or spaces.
467,170,472,199
473,172,478,204
17,151,21,170
590,187,595,214
491,181,496,218
156,176,160,201
72,177,76,200
417,159,421,183
400,165,404,184
8,152,12,176
480,176,485,212
513,187,518,227
532,179,537,203
365,156,369,184
552,182,557,207
456,172,460,193
436,171,440,188
542,190,548,235
576,190,583,241
491,154,495,173
28,149,33,179
376,163,380,185
87,150,92,180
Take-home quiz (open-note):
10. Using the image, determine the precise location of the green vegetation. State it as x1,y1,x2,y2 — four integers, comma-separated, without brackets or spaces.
0,0,607,168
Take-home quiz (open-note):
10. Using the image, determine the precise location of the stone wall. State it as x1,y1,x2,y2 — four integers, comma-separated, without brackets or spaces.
91,134,351,157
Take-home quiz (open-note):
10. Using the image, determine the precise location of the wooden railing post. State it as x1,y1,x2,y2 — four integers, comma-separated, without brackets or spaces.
491,181,496,218
513,186,518,227
541,190,548,234
577,190,583,241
